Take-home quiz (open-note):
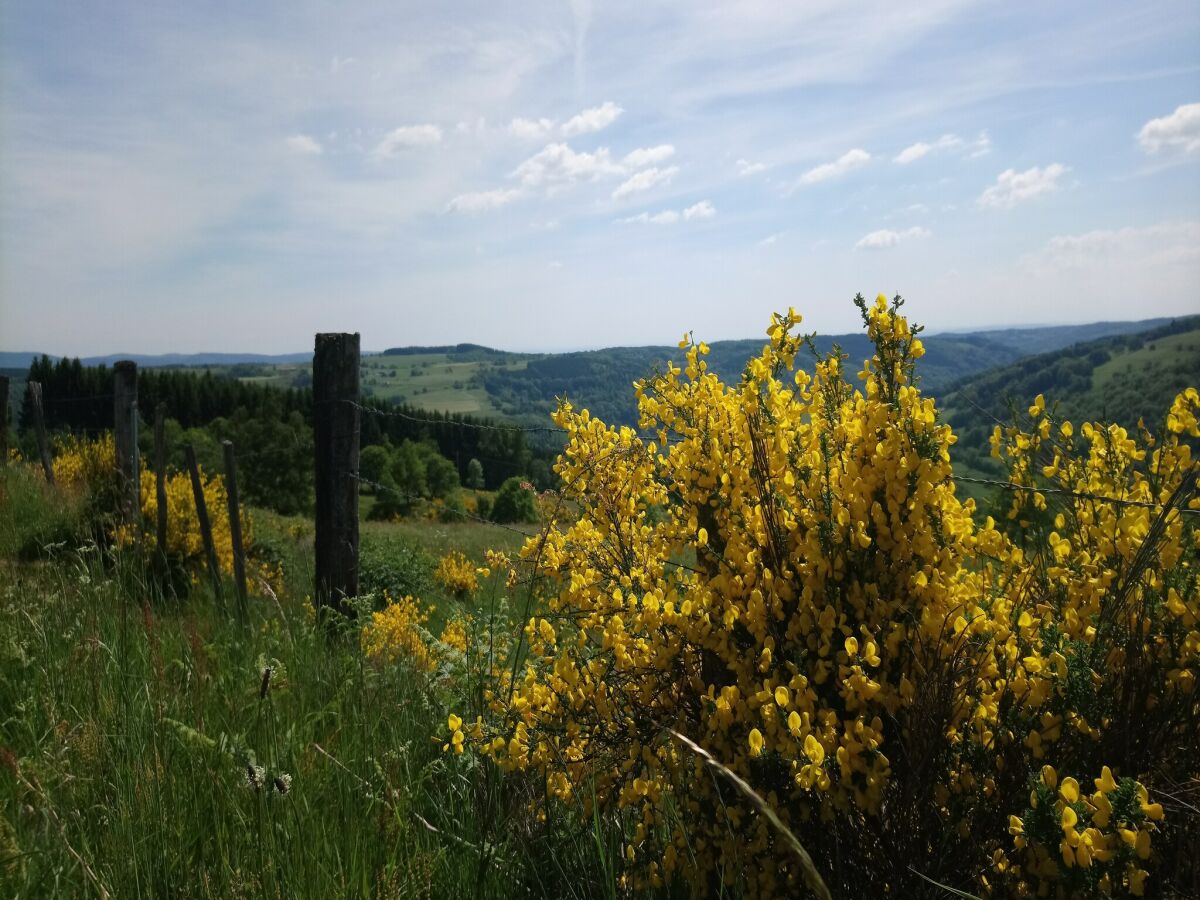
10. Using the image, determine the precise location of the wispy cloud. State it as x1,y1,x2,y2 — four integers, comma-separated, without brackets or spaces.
621,200,715,224
855,226,931,249
372,124,443,159
445,188,522,214
978,164,1068,209
894,131,989,163
1034,221,1200,267
1137,103,1200,154
612,165,679,199
736,158,767,177
793,149,870,188
622,144,675,168
508,117,556,140
511,143,622,188
561,101,623,137
284,134,323,156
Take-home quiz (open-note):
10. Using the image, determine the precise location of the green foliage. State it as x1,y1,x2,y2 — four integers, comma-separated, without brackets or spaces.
0,466,86,560
359,532,435,600
490,476,538,524
465,457,485,489
942,316,1200,477
359,443,391,484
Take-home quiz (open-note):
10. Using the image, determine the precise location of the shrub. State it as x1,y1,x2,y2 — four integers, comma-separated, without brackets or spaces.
489,476,537,524
359,534,434,602
459,296,1198,898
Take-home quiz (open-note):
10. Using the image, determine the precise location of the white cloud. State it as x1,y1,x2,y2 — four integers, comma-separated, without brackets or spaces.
612,165,679,199
758,232,783,246
510,142,622,189
736,158,767,176
978,163,1068,209
620,199,715,225
445,188,521,214
509,117,556,140
372,124,443,158
855,226,931,249
1137,103,1200,155
968,131,992,158
561,101,623,137
894,132,989,164
1036,222,1200,268
622,144,675,168
794,148,870,187
285,134,323,155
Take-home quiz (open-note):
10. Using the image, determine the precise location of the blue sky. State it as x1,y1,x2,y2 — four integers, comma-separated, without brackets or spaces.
1,0,1198,354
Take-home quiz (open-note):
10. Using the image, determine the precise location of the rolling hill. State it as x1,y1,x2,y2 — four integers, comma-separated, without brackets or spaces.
940,315,1200,478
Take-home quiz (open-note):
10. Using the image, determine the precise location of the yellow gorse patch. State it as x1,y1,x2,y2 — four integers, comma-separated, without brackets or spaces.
454,296,1197,897
434,550,479,598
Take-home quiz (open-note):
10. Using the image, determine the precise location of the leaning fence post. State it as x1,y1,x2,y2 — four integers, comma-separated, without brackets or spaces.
0,375,9,467
154,404,169,561
222,440,249,617
184,444,224,607
313,332,360,619
27,381,54,485
113,360,140,526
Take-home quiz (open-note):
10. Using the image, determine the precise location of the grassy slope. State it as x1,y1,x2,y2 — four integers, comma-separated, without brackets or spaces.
0,465,605,899
939,317,1200,483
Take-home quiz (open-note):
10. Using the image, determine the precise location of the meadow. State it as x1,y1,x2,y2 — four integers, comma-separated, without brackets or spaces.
1,298,1197,898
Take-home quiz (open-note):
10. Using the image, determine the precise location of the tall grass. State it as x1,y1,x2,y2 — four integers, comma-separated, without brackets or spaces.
0,468,632,899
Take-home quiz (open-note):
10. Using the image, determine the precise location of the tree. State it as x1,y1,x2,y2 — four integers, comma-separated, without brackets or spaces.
359,444,392,486
465,457,485,489
489,475,537,523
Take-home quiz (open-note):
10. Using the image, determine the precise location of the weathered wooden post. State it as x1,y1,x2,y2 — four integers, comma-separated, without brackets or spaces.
313,332,360,618
184,444,224,607
222,440,249,617
0,375,9,467
27,381,54,485
113,360,140,525
154,404,169,561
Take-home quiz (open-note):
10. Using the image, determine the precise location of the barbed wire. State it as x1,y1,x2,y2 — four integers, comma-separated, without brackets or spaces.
953,474,1200,517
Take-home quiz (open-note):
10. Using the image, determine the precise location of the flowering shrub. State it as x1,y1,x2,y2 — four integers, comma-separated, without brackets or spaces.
51,434,117,489
455,296,1198,897
361,593,435,672
434,550,478,598
138,464,247,579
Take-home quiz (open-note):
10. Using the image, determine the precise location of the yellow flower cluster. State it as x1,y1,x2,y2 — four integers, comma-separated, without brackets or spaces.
137,464,247,579
361,593,434,672
455,296,1197,897
434,550,478,598
1003,764,1163,896
439,616,470,653
51,433,116,489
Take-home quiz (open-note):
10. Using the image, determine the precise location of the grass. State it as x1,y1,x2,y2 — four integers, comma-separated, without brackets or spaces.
0,466,622,899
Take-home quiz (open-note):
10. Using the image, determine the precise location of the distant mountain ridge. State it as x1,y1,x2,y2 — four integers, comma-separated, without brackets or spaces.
3,316,1177,372
0,351,316,369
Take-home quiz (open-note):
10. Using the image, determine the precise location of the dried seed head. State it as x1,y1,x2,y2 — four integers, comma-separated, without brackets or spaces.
259,665,273,700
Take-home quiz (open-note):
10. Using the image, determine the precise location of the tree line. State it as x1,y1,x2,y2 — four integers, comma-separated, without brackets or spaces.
15,355,551,517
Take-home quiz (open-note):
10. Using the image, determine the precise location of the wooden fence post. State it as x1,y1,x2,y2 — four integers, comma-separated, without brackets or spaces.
27,381,54,485
313,332,360,618
0,375,8,467
222,440,249,616
113,360,140,525
154,404,169,561
184,444,224,607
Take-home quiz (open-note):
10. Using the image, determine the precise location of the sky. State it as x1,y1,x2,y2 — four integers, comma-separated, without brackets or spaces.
1,0,1198,355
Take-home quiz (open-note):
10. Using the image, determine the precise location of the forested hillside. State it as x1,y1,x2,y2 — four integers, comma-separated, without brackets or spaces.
941,315,1200,475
